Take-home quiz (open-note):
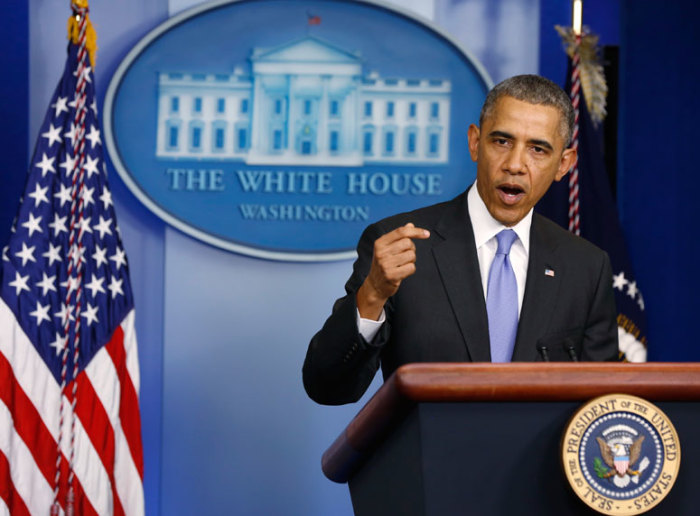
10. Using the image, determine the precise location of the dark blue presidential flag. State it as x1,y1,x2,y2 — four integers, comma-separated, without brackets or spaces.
0,4,144,514
537,39,647,362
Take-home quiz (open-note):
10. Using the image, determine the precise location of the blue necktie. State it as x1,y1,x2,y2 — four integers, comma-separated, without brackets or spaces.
487,229,519,362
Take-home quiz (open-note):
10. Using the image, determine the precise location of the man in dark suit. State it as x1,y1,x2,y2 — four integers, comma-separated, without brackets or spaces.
303,75,618,405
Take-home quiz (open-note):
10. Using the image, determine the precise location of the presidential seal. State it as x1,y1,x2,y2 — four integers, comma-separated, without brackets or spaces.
561,394,680,515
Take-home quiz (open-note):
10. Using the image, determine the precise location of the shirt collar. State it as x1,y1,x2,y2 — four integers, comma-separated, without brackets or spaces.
467,181,532,253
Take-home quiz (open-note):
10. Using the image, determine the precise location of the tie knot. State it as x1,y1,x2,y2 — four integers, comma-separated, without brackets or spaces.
495,229,517,255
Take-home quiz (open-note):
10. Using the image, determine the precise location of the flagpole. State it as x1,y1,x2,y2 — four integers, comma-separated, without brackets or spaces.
568,0,583,235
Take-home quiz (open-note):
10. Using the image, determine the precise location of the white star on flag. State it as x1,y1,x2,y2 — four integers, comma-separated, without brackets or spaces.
73,64,92,83
612,271,628,291
49,332,67,355
93,216,112,238
52,96,69,117
42,242,63,266
627,281,638,299
21,212,43,237
79,215,93,234
86,125,101,148
81,185,95,207
108,276,124,299
41,123,62,147
15,242,37,266
36,272,58,296
83,155,100,178
69,244,86,267
48,213,68,237
59,153,77,176
92,245,108,267
8,271,30,295
99,188,113,209
28,183,50,207
35,153,56,177
85,273,106,297
60,275,78,296
111,248,127,269
63,122,78,147
81,303,99,325
54,302,75,323
29,301,52,325
54,182,73,207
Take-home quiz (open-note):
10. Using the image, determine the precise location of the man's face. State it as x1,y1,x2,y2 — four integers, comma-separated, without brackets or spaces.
468,96,577,227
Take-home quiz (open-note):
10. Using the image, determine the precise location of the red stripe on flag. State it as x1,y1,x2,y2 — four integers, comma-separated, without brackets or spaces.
0,353,56,487
68,372,125,516
0,353,98,515
105,325,144,478
0,450,31,516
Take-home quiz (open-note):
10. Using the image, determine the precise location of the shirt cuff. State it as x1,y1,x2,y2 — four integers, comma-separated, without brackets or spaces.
356,308,386,343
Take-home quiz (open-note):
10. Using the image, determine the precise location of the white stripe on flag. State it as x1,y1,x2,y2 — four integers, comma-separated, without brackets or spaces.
0,402,55,515
122,310,140,393
59,399,112,515
86,332,144,515
113,427,145,516
0,298,61,436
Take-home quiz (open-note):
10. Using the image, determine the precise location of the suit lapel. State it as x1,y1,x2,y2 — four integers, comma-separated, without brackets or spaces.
431,193,491,362
511,214,562,361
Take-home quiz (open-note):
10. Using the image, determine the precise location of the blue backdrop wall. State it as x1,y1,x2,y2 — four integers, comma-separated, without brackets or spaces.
1,0,698,514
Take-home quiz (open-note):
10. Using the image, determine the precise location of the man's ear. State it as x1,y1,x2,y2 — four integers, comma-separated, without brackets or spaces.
555,147,577,181
467,124,480,162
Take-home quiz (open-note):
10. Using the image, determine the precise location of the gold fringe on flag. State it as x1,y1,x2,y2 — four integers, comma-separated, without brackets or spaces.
555,25,607,126
68,0,97,68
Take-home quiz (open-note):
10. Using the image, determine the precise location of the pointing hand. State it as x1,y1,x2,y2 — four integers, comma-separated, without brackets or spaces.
357,223,430,320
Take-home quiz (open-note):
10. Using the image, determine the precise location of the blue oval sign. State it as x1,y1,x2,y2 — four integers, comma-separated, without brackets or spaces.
104,0,491,261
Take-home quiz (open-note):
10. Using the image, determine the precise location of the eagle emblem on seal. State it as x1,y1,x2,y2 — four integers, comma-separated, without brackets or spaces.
596,435,645,477
594,423,651,489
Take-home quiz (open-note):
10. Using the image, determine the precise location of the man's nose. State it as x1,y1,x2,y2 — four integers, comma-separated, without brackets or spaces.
503,147,526,174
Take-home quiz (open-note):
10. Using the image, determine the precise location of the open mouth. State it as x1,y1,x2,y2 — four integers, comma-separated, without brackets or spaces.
497,184,525,204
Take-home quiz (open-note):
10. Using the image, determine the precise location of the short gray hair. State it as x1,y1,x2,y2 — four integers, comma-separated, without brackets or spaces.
479,74,575,147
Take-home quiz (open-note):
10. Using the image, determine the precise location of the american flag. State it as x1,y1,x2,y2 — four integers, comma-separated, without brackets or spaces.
0,6,144,515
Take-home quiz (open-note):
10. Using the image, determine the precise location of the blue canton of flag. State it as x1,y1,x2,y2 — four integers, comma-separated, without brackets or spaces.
0,9,144,515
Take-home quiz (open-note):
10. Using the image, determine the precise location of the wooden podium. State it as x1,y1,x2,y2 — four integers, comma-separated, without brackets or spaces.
322,363,700,515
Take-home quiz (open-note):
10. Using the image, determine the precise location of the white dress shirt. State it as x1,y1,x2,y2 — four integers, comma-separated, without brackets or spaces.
467,182,531,315
357,182,533,342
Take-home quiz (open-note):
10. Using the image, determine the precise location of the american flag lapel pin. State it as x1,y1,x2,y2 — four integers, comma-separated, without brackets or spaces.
544,267,555,277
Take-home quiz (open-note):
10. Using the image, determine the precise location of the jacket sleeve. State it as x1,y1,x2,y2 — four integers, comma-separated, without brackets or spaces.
302,223,392,405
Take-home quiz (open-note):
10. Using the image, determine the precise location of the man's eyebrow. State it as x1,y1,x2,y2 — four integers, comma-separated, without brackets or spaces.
488,130,514,140
527,138,554,151
488,131,555,151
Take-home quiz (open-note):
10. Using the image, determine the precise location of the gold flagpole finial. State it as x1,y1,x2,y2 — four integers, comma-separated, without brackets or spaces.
572,0,583,35
68,0,97,68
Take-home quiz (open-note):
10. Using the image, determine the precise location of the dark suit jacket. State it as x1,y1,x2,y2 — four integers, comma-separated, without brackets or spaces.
303,190,619,405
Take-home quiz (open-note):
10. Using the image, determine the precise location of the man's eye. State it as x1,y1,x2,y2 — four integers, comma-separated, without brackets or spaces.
494,138,509,145
532,146,546,154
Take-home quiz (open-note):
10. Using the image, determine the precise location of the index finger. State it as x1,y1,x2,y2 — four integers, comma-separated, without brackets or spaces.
384,222,430,243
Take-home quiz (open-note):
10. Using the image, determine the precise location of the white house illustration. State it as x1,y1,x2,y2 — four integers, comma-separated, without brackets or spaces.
156,36,451,166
